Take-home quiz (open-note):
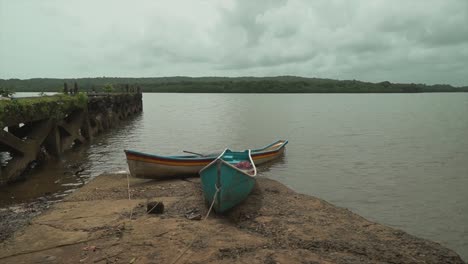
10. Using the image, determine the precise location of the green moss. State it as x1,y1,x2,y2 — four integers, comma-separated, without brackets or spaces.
0,94,88,127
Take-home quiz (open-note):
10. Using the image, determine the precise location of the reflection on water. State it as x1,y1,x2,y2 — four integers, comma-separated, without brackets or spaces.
0,114,143,204
0,93,467,260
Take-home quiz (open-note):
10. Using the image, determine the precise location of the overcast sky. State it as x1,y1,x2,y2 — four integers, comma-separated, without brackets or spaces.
1,0,467,86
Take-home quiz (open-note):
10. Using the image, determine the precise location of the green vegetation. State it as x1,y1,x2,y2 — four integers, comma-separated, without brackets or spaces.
0,93,88,127
0,77,467,93
0,87,15,98
103,83,114,93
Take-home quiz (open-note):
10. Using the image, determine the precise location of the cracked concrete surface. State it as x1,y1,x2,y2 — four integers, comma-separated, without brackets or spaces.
0,173,464,263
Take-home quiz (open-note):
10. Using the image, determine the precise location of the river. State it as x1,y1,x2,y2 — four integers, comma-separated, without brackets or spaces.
1,93,467,260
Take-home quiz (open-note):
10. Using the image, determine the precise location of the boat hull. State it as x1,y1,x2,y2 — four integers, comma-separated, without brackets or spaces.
125,140,287,179
125,151,211,179
200,149,256,213
126,159,206,179
252,146,286,165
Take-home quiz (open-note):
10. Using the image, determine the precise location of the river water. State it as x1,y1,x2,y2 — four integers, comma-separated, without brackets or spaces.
1,93,467,259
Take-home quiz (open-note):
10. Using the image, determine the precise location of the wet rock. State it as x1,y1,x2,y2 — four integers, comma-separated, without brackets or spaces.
146,201,164,214
0,201,50,242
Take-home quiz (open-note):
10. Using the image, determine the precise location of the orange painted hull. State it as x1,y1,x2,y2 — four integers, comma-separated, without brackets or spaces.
124,140,287,179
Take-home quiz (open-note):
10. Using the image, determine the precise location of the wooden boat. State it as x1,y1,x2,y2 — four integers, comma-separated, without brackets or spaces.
199,149,257,213
124,139,287,179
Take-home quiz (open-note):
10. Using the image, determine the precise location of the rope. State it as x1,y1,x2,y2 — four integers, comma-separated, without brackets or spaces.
126,173,133,219
126,173,131,201
170,186,220,264
204,185,220,221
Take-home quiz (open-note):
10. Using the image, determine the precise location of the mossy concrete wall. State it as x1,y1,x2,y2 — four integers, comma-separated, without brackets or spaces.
0,94,88,128
0,93,142,185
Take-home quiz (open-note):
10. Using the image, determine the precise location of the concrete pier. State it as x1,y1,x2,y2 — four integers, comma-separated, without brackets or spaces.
0,93,142,185
0,173,463,263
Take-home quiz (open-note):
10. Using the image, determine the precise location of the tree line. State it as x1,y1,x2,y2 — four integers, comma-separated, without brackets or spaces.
1,76,467,93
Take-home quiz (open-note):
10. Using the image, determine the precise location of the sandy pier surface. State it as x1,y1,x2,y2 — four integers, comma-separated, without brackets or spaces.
0,173,464,263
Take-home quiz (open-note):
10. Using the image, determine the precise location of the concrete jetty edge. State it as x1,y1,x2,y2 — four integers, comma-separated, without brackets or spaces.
0,173,464,263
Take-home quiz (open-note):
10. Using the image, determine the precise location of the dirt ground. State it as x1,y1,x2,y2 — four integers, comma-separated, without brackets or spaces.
0,173,464,264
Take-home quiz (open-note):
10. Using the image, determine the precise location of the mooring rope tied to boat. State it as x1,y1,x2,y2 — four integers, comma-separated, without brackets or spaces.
171,186,220,264
204,185,220,220
126,173,131,201
126,173,134,219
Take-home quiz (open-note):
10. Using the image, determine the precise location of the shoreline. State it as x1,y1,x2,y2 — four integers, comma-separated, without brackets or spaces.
0,173,464,263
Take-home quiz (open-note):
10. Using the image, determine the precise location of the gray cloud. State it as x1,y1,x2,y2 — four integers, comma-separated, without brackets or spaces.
219,0,287,46
0,0,467,86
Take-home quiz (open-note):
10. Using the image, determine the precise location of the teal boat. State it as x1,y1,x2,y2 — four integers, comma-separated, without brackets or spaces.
200,149,257,213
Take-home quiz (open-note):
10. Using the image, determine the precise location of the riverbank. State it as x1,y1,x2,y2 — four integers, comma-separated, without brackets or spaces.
0,173,464,263
2,76,468,93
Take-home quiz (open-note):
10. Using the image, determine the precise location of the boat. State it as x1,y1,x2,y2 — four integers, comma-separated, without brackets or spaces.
199,149,257,213
124,139,287,179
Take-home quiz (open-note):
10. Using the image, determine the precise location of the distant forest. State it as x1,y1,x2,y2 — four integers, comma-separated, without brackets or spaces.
1,76,467,93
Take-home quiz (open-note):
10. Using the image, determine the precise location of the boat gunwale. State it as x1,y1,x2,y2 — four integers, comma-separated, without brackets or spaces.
199,149,257,178
124,149,213,162
124,139,288,163
252,140,288,154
